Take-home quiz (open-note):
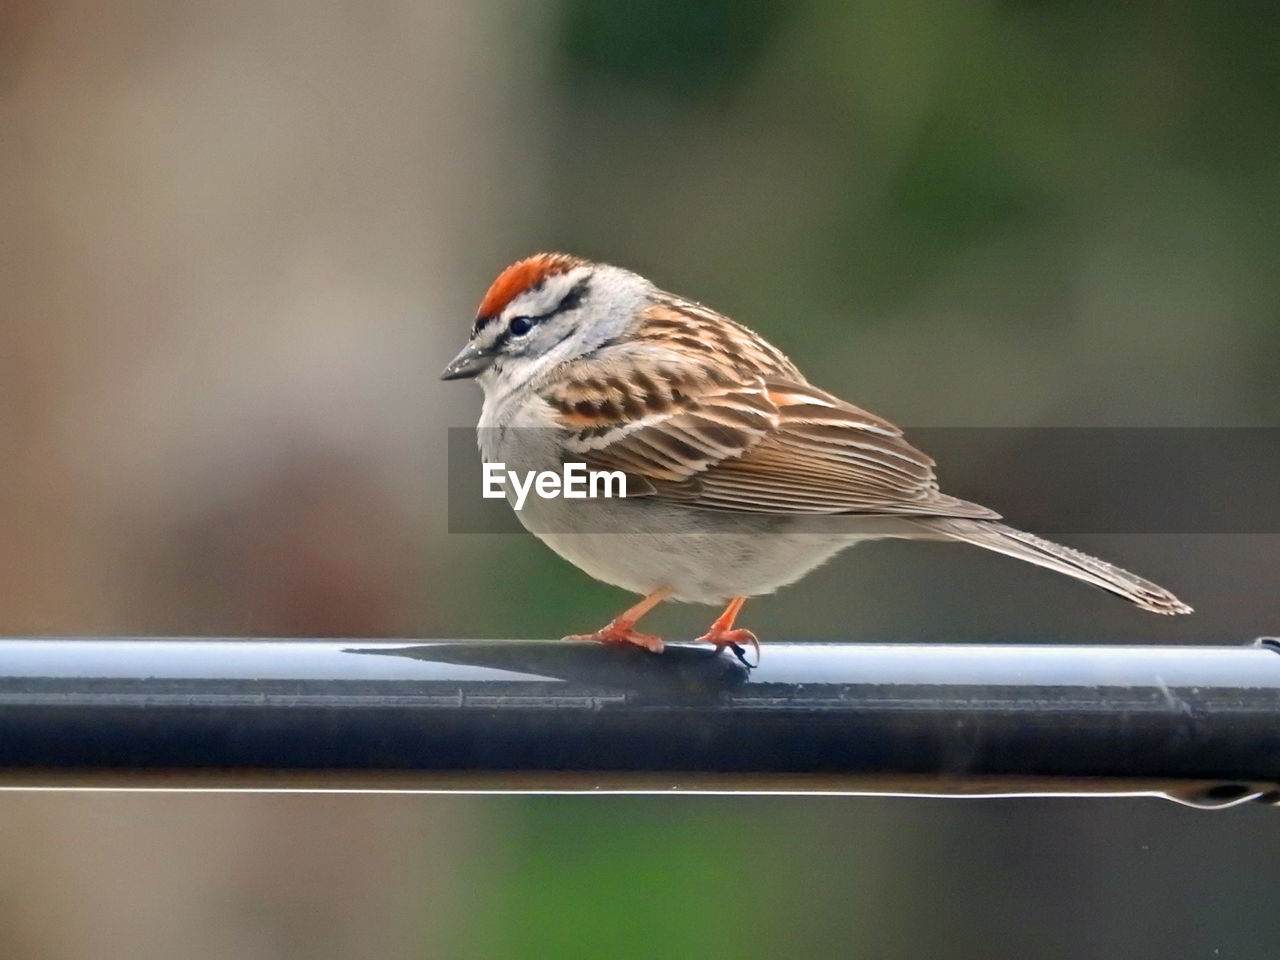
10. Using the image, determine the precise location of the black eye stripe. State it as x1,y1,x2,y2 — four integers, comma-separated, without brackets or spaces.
520,279,588,324
556,281,585,313
473,278,590,344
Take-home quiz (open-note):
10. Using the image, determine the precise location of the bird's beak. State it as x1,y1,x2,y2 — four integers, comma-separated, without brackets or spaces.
441,342,494,381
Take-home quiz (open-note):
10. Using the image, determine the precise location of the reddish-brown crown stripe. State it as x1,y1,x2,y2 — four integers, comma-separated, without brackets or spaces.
476,253,584,320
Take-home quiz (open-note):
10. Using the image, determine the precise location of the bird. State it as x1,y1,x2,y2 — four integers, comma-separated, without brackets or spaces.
442,253,1191,662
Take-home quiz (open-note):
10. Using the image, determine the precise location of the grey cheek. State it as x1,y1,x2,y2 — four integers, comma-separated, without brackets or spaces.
544,324,577,353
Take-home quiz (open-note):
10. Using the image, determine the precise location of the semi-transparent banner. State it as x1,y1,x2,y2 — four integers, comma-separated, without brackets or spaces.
446,427,1280,535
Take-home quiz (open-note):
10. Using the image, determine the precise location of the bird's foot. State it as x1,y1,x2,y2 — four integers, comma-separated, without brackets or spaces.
694,626,758,667
565,588,670,654
566,621,665,653
694,596,759,667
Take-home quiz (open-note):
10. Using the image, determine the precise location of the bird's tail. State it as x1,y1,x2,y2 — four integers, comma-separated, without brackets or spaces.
908,517,1193,615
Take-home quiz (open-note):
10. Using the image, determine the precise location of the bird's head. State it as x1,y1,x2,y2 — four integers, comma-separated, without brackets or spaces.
441,253,648,393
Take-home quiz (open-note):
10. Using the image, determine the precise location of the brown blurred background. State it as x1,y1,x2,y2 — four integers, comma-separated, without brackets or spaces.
2,0,1278,956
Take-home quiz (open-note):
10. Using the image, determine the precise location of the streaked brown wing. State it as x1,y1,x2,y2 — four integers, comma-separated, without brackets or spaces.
544,352,774,499
692,380,997,517
542,298,998,519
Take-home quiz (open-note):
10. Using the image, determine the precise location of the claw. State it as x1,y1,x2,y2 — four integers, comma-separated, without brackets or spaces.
694,597,760,667
566,622,664,653
564,587,670,655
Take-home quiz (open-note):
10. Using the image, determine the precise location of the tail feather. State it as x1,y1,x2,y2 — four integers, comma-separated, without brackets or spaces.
910,518,1193,615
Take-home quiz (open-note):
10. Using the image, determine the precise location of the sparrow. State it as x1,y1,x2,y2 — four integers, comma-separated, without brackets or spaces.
443,253,1191,662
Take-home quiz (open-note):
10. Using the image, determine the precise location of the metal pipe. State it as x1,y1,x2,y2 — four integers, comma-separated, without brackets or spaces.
1,637,1278,806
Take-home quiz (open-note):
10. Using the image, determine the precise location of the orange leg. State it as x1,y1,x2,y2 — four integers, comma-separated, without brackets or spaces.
694,596,760,666
565,587,671,654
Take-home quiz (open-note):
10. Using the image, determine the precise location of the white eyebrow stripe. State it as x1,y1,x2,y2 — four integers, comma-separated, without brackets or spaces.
503,268,591,319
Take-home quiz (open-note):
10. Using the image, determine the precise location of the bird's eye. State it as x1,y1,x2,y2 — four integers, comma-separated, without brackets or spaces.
508,316,533,336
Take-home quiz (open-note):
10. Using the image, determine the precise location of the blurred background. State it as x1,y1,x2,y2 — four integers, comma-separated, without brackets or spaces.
2,0,1278,956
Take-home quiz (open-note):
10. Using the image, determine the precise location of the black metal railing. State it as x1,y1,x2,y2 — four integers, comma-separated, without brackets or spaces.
1,637,1278,806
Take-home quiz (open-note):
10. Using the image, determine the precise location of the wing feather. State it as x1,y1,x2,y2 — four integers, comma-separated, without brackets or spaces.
541,298,998,520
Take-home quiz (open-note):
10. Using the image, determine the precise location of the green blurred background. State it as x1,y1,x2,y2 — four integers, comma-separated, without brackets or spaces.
2,0,1278,956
